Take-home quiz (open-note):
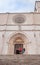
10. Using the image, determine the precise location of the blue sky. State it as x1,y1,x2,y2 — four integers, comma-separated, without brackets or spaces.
0,0,39,13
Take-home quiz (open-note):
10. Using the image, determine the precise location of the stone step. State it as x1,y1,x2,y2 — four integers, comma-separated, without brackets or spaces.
0,55,40,65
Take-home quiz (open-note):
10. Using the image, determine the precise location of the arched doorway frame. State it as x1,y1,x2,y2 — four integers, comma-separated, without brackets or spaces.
8,33,28,55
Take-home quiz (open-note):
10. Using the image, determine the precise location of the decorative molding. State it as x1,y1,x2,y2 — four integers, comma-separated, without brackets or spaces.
13,14,26,24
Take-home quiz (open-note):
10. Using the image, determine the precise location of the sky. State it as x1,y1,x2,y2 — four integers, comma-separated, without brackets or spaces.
0,0,40,13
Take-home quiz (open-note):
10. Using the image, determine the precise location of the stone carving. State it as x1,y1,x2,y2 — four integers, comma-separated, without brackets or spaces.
13,14,26,23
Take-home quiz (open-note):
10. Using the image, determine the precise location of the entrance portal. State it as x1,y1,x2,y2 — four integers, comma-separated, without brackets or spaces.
8,33,28,55
14,44,23,54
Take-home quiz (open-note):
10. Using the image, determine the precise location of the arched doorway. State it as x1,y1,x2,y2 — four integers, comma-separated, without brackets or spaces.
8,33,28,55
14,37,24,54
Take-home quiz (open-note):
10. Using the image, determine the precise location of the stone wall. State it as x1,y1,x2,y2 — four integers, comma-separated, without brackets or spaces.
0,13,40,54
0,55,40,65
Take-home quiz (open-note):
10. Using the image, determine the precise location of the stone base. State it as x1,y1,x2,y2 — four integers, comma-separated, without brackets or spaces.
0,55,40,65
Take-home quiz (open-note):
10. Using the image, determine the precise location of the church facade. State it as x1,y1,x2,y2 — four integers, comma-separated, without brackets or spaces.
0,1,40,55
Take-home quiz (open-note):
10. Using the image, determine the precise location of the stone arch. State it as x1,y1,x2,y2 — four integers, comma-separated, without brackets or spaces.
8,33,28,55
